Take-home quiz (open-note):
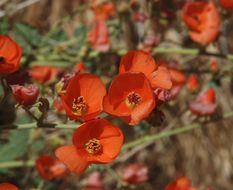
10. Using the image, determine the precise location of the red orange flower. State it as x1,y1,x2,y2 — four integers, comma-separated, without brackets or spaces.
74,62,85,73
29,66,59,84
169,68,186,86
122,163,148,184
220,0,233,10
91,0,115,20
0,183,19,190
182,2,220,45
187,74,199,92
61,73,106,121
55,73,75,96
55,119,124,175
189,88,217,116
210,59,218,73
36,155,68,180
143,34,160,52
54,99,65,114
165,177,197,190
0,35,22,76
119,50,172,90
88,19,110,52
103,73,155,125
11,84,39,106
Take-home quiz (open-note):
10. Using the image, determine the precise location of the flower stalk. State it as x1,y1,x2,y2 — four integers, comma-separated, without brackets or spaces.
0,111,232,169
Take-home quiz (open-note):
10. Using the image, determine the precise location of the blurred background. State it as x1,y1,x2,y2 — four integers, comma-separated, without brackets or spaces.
0,0,233,189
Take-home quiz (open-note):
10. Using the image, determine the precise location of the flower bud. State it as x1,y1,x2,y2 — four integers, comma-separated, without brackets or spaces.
11,85,39,106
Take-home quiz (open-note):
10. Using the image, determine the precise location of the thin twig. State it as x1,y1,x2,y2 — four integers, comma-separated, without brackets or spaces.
0,78,9,106
0,0,41,18
22,106,40,122
0,111,232,168
122,111,233,151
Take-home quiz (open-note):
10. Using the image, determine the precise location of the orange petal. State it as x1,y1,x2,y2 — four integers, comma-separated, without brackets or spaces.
149,66,172,90
130,99,155,125
189,27,219,45
119,50,157,76
103,95,131,116
0,183,19,190
169,69,186,85
55,145,89,175
100,134,124,160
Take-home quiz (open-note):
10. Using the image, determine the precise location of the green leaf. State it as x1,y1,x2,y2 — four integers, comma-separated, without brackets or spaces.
14,23,41,54
31,140,44,154
0,129,29,162
0,18,9,35
48,29,68,42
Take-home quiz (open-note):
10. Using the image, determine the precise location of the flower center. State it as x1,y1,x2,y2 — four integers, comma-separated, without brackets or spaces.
72,96,88,116
84,138,101,154
126,92,141,109
0,57,5,64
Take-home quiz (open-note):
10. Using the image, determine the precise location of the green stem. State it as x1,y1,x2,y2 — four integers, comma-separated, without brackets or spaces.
0,160,34,168
153,47,199,56
31,47,233,68
122,123,199,151
0,122,78,130
36,180,45,190
153,47,233,60
0,112,232,169
122,111,233,151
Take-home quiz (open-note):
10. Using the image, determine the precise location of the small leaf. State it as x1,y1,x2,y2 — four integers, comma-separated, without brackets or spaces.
0,129,29,162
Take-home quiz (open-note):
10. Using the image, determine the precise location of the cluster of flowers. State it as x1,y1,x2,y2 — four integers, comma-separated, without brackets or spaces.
0,32,219,188
88,0,233,52
53,49,175,173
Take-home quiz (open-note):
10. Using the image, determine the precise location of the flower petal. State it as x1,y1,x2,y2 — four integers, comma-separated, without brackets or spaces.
55,145,89,175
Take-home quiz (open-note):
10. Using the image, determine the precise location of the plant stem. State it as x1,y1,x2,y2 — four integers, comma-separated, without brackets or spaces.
153,47,199,55
0,78,8,106
0,122,78,130
0,111,232,169
122,123,199,151
22,106,40,122
0,160,34,168
122,111,233,151
153,47,233,60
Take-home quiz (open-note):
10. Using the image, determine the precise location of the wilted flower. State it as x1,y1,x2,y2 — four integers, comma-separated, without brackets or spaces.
55,73,75,96
84,171,103,190
133,12,147,23
189,88,217,116
0,35,22,76
56,119,124,175
122,163,148,184
36,155,68,180
143,34,160,52
11,84,39,106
